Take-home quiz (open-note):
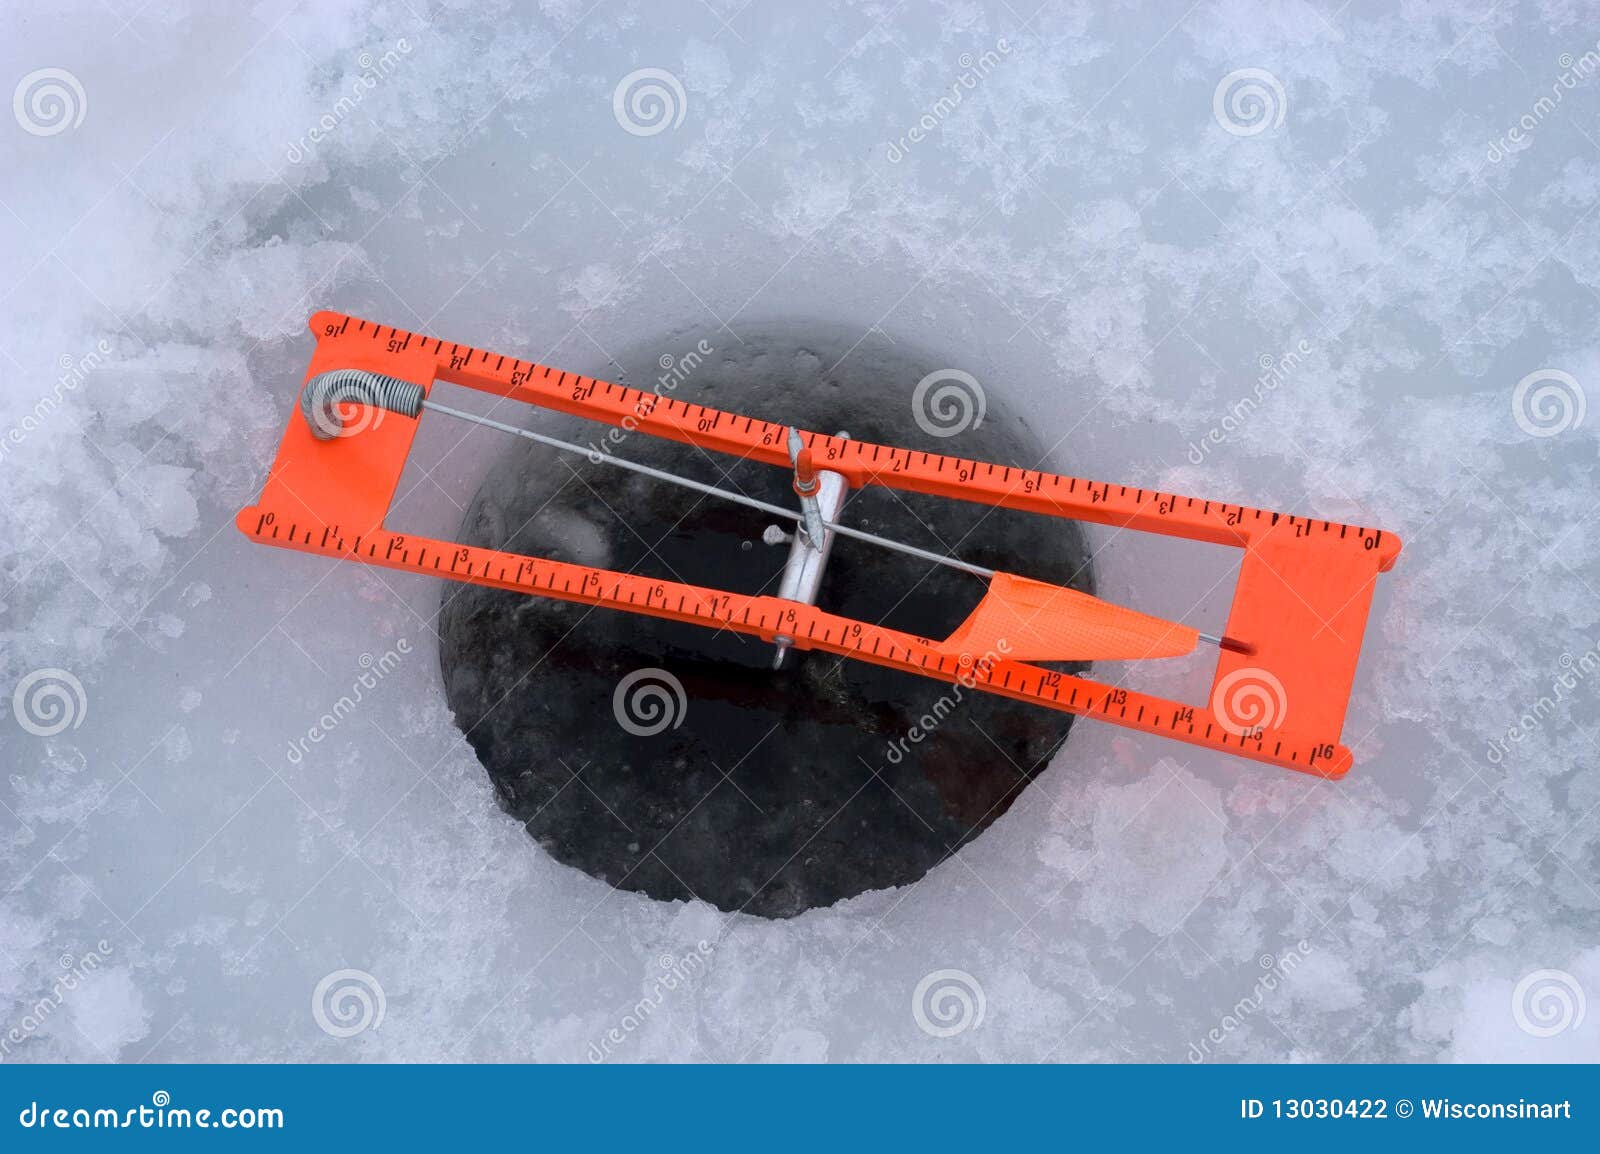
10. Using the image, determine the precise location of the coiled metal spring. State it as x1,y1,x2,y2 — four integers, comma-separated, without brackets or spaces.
300,368,425,439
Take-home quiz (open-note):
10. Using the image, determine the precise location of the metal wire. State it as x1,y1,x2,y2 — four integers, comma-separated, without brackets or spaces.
298,370,1234,650
419,399,998,579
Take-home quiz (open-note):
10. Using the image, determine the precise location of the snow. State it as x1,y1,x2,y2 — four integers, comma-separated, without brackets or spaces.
3,0,1598,1062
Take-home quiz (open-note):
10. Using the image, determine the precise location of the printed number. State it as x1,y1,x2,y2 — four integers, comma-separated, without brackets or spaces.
1272,1100,1387,1120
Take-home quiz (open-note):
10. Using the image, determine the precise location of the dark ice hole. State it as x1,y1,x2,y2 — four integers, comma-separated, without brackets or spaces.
439,322,1093,918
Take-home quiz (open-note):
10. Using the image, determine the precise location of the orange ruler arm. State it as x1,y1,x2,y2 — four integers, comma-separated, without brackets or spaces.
238,313,1402,778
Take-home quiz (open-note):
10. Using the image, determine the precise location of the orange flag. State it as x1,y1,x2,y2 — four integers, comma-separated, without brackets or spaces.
936,572,1199,663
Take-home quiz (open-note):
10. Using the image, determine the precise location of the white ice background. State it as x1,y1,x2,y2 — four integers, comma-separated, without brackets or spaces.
2,0,1598,1062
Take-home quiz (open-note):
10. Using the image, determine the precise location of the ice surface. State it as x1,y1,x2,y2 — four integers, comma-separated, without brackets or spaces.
2,0,1597,1062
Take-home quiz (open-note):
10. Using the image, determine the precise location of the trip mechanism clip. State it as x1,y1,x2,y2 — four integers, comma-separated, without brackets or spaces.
764,427,850,669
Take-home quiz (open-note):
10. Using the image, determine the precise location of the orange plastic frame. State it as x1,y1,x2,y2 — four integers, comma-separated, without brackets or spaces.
239,312,1401,778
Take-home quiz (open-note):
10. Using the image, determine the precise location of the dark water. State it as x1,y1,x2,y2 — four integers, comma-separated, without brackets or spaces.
438,322,1093,917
